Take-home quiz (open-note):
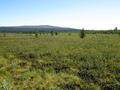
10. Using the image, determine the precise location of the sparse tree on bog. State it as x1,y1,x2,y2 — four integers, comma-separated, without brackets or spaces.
114,27,118,31
35,33,38,38
80,28,85,39
50,31,54,36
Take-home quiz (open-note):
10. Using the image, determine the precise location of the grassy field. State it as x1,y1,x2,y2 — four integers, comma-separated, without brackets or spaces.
0,33,120,90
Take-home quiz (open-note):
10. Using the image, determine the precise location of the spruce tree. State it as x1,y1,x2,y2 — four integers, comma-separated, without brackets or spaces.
35,33,38,38
80,28,85,39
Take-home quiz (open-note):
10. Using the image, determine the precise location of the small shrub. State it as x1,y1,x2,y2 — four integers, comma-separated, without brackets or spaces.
84,83,100,90
17,52,38,60
18,62,27,67
59,83,81,90
55,32,58,36
54,64,70,73
3,33,6,37
78,69,98,83
68,33,71,36
101,83,120,90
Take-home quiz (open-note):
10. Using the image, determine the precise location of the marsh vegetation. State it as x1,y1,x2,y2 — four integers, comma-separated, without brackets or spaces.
0,32,120,90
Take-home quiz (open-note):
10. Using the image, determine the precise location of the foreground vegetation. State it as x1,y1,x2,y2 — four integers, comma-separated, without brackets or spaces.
0,32,120,90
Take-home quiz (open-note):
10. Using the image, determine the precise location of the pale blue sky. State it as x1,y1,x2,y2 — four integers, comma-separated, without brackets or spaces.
0,0,120,29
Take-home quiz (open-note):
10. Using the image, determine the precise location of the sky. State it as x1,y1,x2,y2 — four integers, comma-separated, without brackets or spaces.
0,0,120,29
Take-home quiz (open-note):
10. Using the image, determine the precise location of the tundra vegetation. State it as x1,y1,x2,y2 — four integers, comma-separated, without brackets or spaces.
0,30,120,90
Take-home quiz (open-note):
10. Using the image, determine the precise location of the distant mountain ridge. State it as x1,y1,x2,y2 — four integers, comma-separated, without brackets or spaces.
0,25,80,32
17,25,69,29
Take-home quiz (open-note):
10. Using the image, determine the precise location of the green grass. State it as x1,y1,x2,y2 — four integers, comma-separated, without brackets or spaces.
0,33,120,90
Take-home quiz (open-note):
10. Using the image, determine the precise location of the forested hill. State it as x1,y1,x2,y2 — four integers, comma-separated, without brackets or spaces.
0,25,80,32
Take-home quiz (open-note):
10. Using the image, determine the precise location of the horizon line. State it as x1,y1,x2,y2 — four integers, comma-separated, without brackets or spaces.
0,24,119,30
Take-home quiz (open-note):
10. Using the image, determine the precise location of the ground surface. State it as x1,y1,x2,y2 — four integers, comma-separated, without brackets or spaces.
0,33,120,90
